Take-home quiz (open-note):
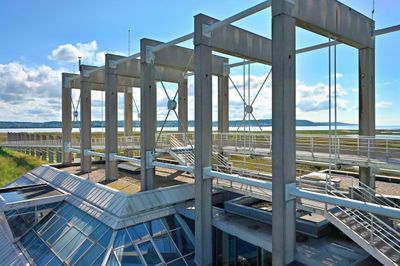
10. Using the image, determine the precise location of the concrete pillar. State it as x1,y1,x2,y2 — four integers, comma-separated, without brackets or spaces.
79,65,93,173
124,88,133,136
105,54,121,181
41,135,47,161
48,135,54,163
194,14,213,266
271,5,296,265
35,134,41,158
218,76,229,133
30,134,35,157
178,78,188,133
140,39,157,191
56,137,62,163
359,47,376,189
62,73,72,165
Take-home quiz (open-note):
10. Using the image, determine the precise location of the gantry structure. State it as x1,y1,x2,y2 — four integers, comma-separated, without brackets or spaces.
3,0,400,265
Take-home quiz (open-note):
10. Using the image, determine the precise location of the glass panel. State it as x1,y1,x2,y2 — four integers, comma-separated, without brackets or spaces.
56,203,74,220
53,226,80,254
236,237,258,266
130,223,149,241
70,209,93,230
81,218,100,236
7,212,36,237
162,216,180,231
106,252,120,266
138,240,162,265
40,217,66,240
57,229,86,260
145,219,167,237
20,230,36,247
46,255,63,266
168,258,187,266
47,223,70,245
184,254,195,266
114,229,133,248
115,245,143,266
66,239,92,265
30,239,49,262
153,233,181,262
92,250,106,266
25,234,43,257
170,229,194,256
89,222,108,241
75,243,105,266
33,248,55,266
0,184,62,203
36,212,57,234
98,228,113,247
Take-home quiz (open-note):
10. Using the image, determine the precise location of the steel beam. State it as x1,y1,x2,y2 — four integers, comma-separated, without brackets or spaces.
194,14,213,266
271,5,297,265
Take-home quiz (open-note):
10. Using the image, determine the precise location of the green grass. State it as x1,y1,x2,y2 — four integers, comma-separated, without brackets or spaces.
0,148,45,187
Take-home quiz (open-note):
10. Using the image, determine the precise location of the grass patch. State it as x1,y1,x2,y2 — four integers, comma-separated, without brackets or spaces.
0,148,45,187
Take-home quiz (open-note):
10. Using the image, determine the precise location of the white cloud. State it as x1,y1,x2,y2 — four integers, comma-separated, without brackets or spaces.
377,101,392,109
48,40,125,66
0,62,62,121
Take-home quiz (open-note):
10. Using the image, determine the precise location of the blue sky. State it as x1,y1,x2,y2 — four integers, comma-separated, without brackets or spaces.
0,0,399,126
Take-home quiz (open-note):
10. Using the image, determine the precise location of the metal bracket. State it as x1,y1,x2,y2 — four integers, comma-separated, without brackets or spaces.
145,46,155,64
285,182,297,201
83,149,91,157
222,62,230,77
202,166,213,180
202,24,212,38
109,153,117,161
109,60,117,69
82,70,91,78
146,151,155,169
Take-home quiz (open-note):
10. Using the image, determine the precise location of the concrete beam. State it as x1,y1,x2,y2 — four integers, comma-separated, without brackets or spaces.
80,65,95,173
195,14,272,65
140,39,157,191
218,76,229,133
124,88,133,136
151,39,229,76
62,73,74,165
41,135,47,161
359,47,376,188
274,0,374,49
105,54,120,181
178,79,188,133
271,6,297,265
193,14,213,266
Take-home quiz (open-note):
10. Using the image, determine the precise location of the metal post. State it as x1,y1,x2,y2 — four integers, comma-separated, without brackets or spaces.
218,75,229,133
271,3,296,264
194,14,213,266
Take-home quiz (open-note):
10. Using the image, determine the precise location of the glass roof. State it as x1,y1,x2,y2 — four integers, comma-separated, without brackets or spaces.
3,176,37,188
0,184,62,203
18,202,195,266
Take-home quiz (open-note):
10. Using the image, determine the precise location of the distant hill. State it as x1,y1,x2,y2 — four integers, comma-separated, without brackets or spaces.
0,119,356,129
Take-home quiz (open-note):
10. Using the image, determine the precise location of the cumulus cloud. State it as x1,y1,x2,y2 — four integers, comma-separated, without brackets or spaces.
48,40,125,66
0,62,62,121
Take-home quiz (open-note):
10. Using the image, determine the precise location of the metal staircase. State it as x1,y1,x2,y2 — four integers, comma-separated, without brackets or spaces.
323,185,400,265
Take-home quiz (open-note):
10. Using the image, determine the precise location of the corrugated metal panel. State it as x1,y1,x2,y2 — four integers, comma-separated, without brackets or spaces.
0,224,26,266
